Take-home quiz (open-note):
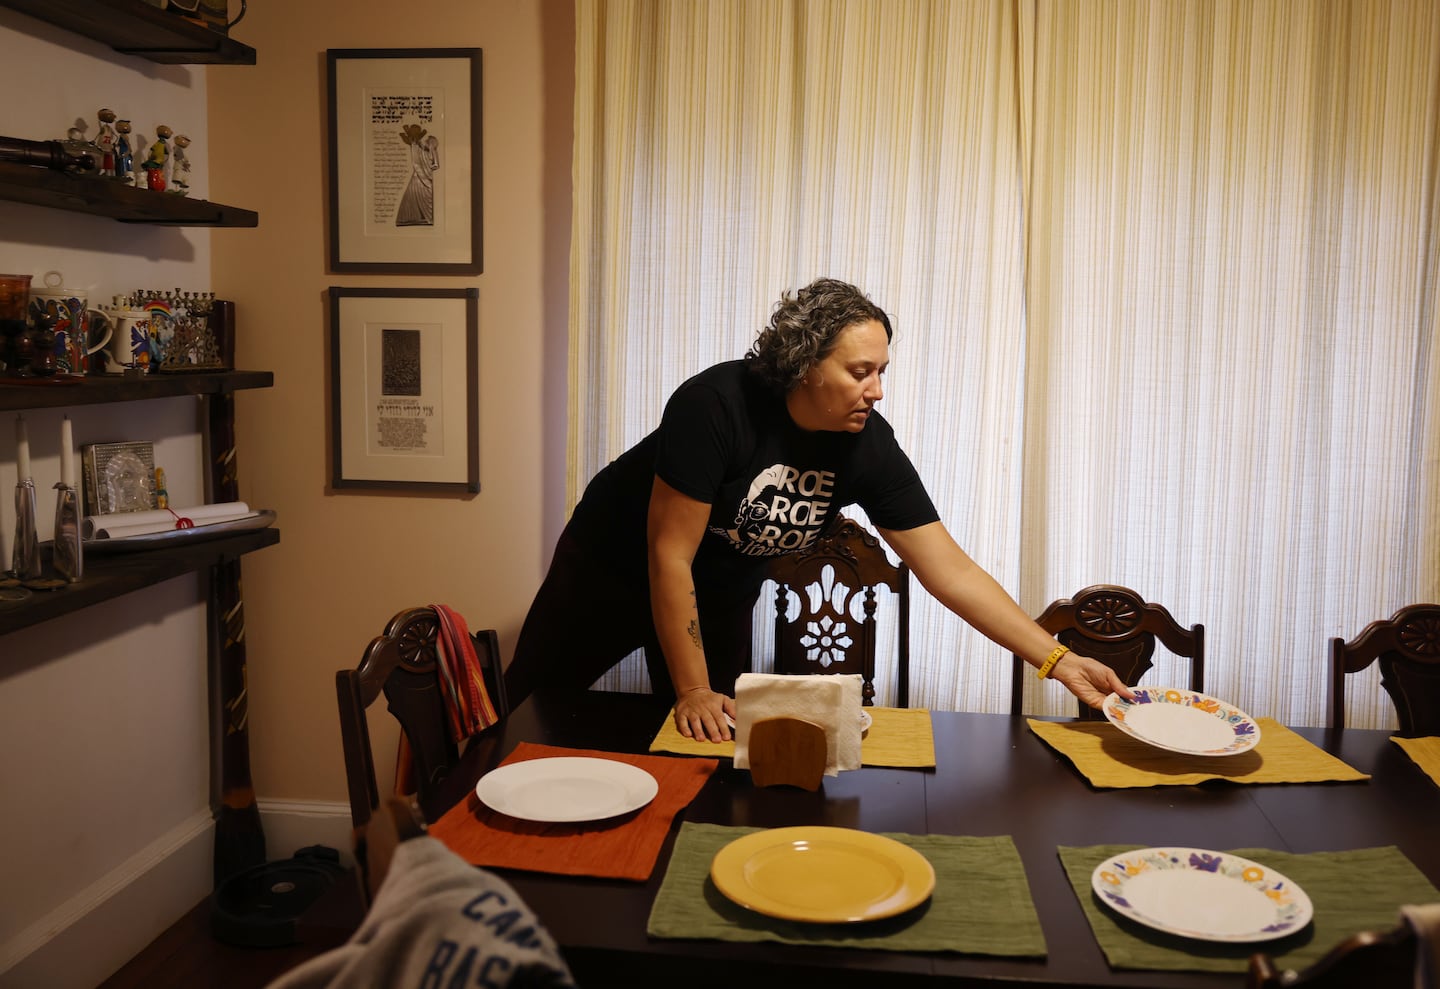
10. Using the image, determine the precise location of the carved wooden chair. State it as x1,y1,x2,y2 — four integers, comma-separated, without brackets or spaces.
1247,920,1416,988
1329,603,1440,735
1009,584,1204,719
763,515,911,707
335,606,509,871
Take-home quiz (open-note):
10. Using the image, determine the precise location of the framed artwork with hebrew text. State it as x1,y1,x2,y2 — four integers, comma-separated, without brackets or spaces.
327,48,482,273
329,287,479,493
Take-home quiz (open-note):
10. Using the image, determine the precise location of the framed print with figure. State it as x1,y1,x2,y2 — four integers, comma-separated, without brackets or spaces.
327,48,482,273
329,287,480,493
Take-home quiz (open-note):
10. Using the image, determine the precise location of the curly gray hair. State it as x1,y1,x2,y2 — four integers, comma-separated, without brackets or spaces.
745,278,893,394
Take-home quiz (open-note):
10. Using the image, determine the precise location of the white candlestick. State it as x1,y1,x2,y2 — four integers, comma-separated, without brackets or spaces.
15,415,30,481
60,416,75,488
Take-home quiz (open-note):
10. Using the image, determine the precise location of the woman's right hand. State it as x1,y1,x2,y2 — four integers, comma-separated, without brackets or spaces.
673,686,736,742
1049,652,1136,709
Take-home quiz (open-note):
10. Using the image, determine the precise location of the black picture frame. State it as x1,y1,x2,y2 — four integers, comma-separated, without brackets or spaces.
329,286,480,493
326,48,483,274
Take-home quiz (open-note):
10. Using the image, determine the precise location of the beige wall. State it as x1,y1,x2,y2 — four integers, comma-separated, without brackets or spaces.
0,12,220,986
208,1,574,804
1,3,569,980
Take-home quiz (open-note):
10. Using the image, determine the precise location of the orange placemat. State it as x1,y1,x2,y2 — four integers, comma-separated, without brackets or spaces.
1028,717,1369,788
427,742,718,880
1392,736,1440,788
648,705,936,767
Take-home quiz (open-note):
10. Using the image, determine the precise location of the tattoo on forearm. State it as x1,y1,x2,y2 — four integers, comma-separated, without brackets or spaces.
686,590,702,649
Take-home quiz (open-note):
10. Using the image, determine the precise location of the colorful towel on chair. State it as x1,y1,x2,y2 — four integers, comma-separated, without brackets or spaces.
395,606,501,796
430,604,500,741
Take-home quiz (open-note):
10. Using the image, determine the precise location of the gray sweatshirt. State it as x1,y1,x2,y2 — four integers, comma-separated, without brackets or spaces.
265,837,575,989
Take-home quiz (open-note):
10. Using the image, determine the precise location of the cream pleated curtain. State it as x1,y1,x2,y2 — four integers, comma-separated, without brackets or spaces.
569,0,1440,728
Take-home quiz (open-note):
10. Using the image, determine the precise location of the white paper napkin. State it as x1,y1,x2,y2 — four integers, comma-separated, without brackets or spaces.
732,672,863,776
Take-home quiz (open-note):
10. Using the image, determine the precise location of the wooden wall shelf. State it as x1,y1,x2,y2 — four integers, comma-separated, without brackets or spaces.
0,162,258,227
0,370,273,412
0,528,279,636
0,0,255,65
1,370,281,635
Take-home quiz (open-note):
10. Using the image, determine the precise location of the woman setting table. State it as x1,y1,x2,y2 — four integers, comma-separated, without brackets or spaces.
504,277,1133,742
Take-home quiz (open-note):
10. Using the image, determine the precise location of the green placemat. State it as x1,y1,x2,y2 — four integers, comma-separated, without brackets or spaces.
647,821,1046,956
1059,844,1439,973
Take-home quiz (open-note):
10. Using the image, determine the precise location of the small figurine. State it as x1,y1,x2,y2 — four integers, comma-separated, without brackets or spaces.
26,306,57,377
154,467,168,510
114,119,135,185
169,133,192,196
142,124,172,192
144,301,170,368
96,108,118,177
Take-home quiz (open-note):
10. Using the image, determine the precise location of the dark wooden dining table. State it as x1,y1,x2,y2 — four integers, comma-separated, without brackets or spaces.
424,690,1440,988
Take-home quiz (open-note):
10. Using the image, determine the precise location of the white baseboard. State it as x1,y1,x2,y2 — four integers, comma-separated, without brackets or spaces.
0,810,213,989
0,800,352,989
257,799,355,869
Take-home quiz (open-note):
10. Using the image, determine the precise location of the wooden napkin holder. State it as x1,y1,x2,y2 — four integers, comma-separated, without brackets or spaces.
748,717,827,791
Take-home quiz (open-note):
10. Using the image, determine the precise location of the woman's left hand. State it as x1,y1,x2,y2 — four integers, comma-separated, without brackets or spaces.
1047,653,1136,710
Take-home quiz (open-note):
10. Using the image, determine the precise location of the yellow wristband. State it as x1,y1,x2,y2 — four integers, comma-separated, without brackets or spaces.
1036,645,1071,679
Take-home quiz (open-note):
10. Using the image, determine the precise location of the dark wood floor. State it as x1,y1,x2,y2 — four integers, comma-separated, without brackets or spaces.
97,880,364,989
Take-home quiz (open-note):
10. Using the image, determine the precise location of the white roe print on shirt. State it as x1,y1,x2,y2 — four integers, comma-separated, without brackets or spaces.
713,463,834,556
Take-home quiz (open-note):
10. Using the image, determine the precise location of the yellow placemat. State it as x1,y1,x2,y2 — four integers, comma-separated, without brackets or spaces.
649,706,935,768
1027,717,1369,788
1391,736,1440,787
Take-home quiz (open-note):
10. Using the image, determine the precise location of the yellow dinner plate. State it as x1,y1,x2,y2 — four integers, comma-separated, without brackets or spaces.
710,826,935,923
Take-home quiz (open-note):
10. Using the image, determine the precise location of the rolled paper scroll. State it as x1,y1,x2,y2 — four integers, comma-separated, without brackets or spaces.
84,500,253,539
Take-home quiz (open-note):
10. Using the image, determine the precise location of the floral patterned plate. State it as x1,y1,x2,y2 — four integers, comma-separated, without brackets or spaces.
1102,687,1261,756
1091,847,1312,942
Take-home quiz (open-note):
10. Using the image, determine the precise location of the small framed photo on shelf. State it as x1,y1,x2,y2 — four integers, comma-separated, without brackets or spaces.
329,287,480,494
326,47,483,274
80,441,158,516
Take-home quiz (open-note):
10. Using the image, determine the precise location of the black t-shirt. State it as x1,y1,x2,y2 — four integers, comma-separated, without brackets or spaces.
566,360,940,599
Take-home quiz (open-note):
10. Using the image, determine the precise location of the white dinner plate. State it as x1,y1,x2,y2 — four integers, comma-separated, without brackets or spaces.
474,757,658,823
1102,687,1261,756
711,826,935,923
1091,847,1312,942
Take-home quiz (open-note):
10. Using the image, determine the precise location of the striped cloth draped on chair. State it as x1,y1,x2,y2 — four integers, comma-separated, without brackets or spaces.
394,605,501,796
431,604,500,738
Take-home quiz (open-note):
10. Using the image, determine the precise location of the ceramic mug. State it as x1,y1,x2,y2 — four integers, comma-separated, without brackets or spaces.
138,302,175,369
101,307,156,373
31,272,111,375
